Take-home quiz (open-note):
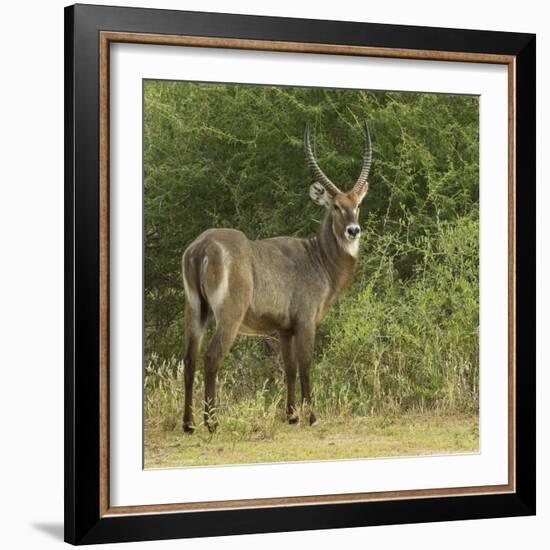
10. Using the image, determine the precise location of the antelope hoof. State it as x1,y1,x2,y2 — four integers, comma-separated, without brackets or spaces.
205,413,218,433
309,413,318,426
206,422,218,434
183,421,195,434
287,415,299,425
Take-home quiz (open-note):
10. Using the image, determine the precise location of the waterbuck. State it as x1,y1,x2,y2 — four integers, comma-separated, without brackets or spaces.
182,122,372,432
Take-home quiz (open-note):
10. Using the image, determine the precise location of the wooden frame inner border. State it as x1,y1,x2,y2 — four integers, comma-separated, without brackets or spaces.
98,31,516,518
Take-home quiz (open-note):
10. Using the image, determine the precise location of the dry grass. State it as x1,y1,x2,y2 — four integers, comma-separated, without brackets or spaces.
144,412,479,469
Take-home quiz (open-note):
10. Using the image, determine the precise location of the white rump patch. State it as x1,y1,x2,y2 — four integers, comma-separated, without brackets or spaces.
201,256,209,281
207,243,230,321
182,251,201,313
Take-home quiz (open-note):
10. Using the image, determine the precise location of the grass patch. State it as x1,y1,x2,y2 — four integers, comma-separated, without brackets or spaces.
144,413,479,469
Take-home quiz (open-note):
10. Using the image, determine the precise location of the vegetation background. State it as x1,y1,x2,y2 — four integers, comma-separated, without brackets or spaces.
143,80,479,449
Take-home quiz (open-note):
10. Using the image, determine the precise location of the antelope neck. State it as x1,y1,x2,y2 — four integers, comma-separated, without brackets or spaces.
313,211,358,293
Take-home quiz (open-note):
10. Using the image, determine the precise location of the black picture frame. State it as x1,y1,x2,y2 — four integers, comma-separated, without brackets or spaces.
65,3,536,545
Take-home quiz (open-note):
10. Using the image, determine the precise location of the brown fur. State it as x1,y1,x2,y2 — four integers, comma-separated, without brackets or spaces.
182,125,371,432
182,189,367,432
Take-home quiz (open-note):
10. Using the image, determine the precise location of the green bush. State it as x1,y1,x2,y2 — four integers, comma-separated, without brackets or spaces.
143,81,479,420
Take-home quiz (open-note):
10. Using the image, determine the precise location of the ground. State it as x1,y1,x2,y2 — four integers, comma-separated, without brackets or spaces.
144,413,479,469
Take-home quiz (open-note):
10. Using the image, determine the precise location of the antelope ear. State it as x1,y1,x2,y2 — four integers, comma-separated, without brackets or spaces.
350,185,369,206
309,182,332,208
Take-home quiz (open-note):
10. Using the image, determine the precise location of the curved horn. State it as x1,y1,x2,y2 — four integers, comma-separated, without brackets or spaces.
304,123,342,196
350,121,372,197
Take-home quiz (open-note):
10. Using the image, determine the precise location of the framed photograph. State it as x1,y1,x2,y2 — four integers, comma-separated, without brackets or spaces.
64,4,536,545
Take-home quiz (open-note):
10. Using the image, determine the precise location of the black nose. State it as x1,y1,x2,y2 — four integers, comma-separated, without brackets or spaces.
347,225,360,237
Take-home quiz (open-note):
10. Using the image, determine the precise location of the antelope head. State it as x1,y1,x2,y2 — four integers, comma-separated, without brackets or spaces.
305,122,372,242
